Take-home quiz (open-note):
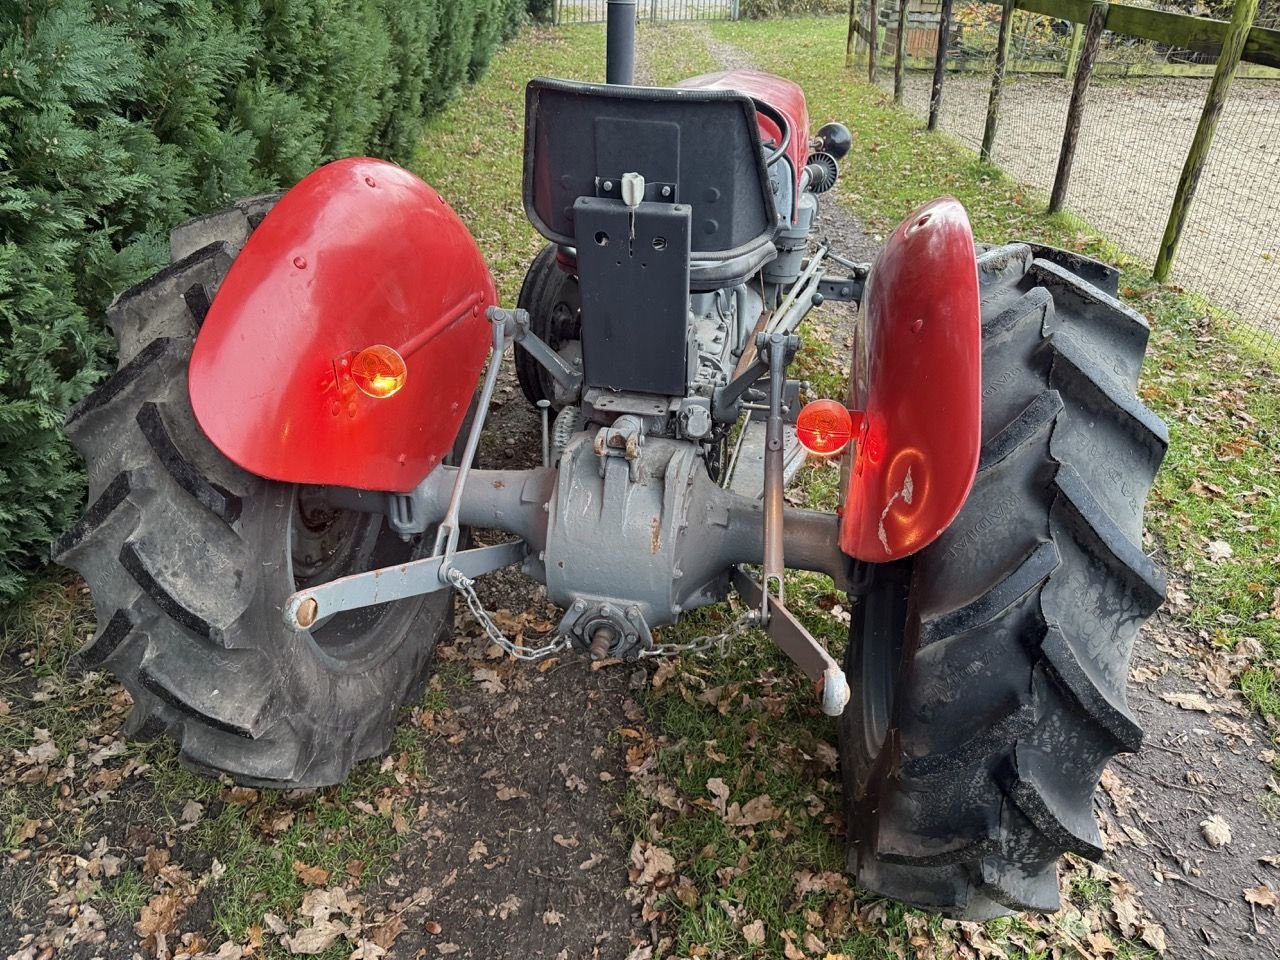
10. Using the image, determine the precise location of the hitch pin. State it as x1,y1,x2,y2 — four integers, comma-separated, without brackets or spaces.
537,399,551,468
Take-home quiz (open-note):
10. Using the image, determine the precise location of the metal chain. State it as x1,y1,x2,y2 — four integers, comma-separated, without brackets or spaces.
450,567,759,663
448,568,571,662
638,608,761,660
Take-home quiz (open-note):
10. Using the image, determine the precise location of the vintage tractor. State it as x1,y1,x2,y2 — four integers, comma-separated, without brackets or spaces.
55,9,1166,918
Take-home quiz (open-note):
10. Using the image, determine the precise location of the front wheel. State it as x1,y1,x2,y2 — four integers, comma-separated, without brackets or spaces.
840,244,1167,917
55,200,451,788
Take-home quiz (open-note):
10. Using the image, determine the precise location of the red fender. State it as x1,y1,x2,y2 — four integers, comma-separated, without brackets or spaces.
839,197,981,561
189,158,496,492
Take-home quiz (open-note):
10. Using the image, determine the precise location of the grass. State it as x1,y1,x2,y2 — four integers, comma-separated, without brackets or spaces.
0,15,1274,960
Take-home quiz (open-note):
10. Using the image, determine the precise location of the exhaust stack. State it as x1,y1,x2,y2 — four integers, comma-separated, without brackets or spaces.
606,0,636,85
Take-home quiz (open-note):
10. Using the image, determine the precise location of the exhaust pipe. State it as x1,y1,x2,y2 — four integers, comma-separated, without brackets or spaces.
606,0,636,85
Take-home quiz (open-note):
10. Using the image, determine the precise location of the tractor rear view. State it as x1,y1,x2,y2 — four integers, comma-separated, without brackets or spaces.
55,10,1165,919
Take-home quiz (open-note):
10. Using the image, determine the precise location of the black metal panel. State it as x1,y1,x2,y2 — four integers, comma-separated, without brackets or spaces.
523,78,776,258
573,197,691,396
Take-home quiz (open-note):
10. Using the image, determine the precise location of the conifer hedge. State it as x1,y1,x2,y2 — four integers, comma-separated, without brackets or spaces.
0,0,533,601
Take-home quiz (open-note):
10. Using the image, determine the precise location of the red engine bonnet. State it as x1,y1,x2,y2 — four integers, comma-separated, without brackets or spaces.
676,70,809,221
188,158,496,493
839,197,982,561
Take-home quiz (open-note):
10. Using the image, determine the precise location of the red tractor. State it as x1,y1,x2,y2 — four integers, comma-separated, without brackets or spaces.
55,13,1165,918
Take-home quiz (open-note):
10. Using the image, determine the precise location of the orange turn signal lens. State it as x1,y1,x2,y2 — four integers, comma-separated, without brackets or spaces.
350,345,407,399
795,399,854,457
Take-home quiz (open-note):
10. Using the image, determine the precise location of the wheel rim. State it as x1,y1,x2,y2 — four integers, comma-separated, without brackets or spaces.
844,561,910,770
288,488,423,659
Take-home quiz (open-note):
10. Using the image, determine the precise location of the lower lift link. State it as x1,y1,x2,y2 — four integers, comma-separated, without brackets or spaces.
282,308,850,717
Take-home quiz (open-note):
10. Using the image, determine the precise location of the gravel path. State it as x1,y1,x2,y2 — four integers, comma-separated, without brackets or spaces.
892,72,1280,338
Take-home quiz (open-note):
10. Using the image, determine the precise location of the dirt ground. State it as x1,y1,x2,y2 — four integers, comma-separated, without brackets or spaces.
3,26,1280,960
893,71,1280,340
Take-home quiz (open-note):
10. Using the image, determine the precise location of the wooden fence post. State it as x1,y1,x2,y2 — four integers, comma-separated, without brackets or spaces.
895,0,909,103
869,0,880,82
846,0,860,67
1064,21,1084,79
928,0,954,131
981,0,1016,163
1154,0,1260,282
1049,1,1107,213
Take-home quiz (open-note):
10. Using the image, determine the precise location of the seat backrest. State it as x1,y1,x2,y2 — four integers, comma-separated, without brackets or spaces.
522,77,778,261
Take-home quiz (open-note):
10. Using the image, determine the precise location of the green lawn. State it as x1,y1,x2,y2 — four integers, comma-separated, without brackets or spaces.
1,15,1275,960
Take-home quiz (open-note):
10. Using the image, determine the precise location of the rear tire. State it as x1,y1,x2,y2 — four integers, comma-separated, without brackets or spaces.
514,243,581,409
55,200,451,788
840,243,1167,917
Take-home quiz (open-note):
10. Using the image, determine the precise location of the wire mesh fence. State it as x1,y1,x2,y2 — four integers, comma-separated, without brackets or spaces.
555,0,738,24
870,1,1280,350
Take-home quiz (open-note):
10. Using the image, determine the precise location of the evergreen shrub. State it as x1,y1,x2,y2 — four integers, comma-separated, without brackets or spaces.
0,0,531,601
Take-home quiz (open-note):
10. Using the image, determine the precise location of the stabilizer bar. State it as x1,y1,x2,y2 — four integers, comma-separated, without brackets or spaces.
284,540,527,630
732,566,850,717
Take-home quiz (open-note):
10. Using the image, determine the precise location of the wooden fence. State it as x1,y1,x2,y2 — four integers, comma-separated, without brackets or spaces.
849,0,1280,292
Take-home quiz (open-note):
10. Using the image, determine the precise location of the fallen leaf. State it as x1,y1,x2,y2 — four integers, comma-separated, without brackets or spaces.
437,945,460,956
552,833,579,849
496,785,529,801
370,914,404,950
1205,540,1233,562
135,891,182,948
727,794,779,827
292,860,331,887
1200,815,1232,848
1140,919,1167,954
180,800,204,825
542,910,564,926
579,853,603,871
1245,884,1278,910
1160,691,1216,713
706,777,730,817
651,660,677,689
281,919,348,954
629,840,675,885
495,894,522,919
472,667,506,694
12,818,38,844
742,919,766,946
468,840,488,862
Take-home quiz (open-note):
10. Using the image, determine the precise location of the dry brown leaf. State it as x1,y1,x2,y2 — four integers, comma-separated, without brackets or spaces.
437,944,460,955
495,894,522,919
781,931,804,960
1200,815,1232,848
370,915,404,950
727,794,779,827
135,891,182,948
292,860,331,888
553,833,579,849
1140,919,1168,954
472,667,506,694
706,777,730,817
542,910,564,926
1260,853,1280,867
651,660,678,690
281,919,348,955
1159,691,1216,713
496,784,529,801
629,839,676,885
1112,892,1141,936
12,818,38,844
468,840,488,862
802,931,826,952
579,853,603,871
742,919,766,946
1245,884,1279,910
